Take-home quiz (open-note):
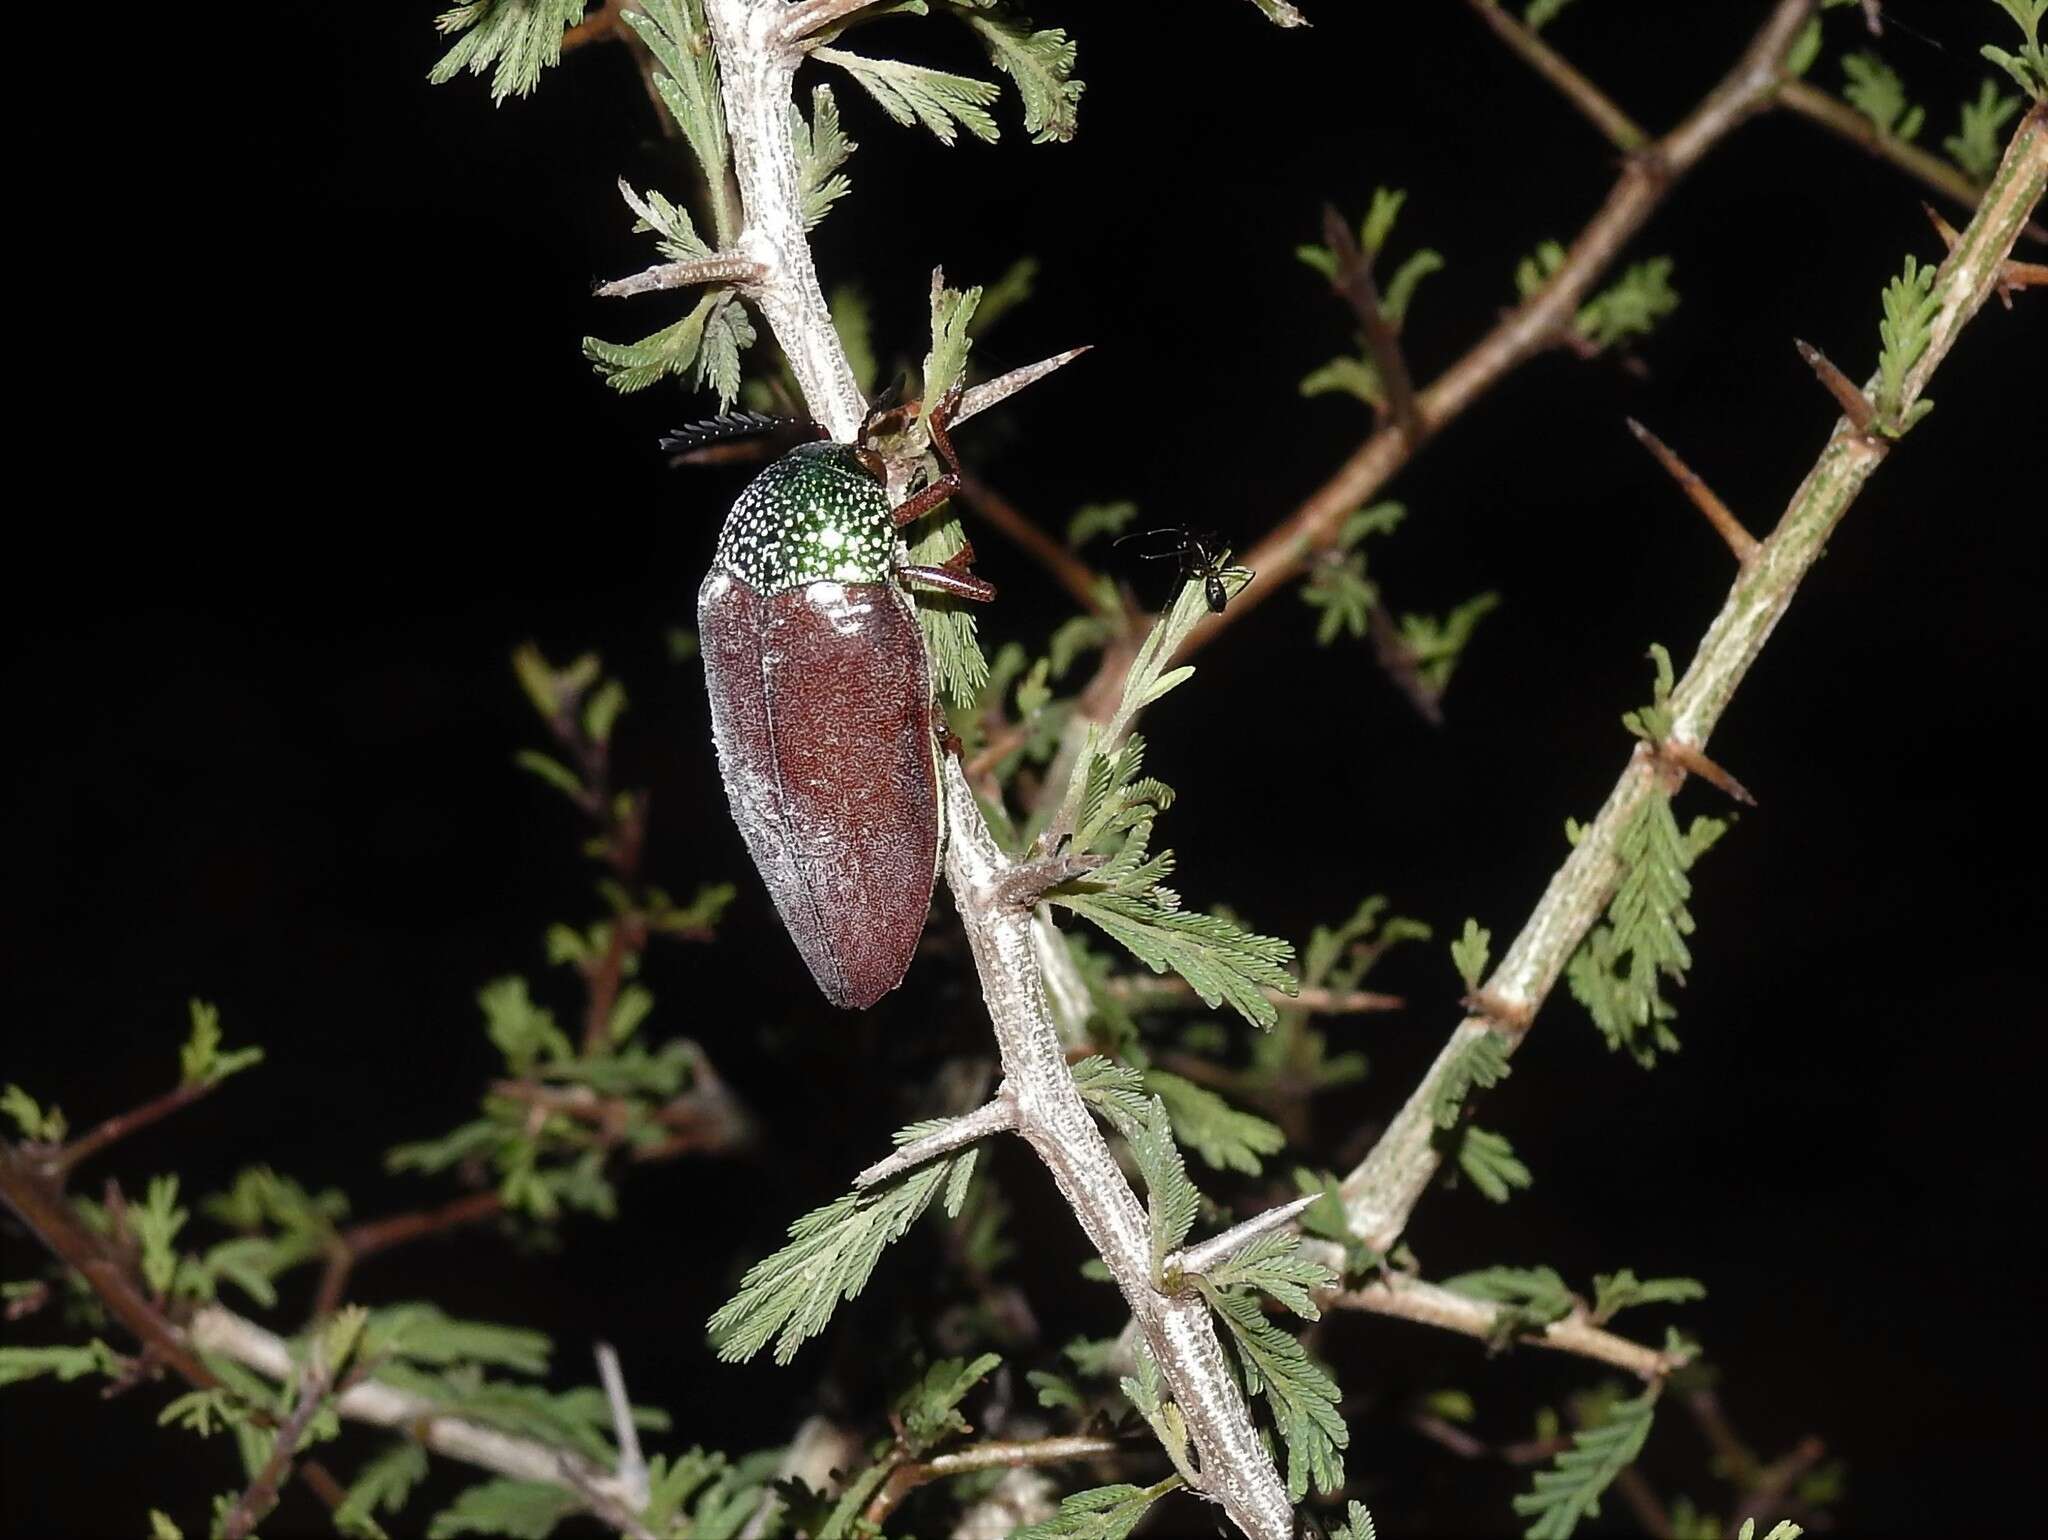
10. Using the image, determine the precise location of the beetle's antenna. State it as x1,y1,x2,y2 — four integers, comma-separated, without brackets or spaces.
660,411,818,466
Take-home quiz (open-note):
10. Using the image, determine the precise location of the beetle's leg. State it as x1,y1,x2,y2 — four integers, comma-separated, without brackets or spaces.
889,473,960,529
924,382,967,476
899,540,996,603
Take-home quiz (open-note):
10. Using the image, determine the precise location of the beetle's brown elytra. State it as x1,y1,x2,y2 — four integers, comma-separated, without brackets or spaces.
696,401,993,1009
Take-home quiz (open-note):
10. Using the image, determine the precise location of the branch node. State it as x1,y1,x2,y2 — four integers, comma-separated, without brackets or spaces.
993,851,1106,909
1656,739,1758,807
854,1095,1019,1188
1459,990,1534,1034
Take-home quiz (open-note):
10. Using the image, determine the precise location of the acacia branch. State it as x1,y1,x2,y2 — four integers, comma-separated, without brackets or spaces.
190,1305,656,1532
1326,1277,1689,1382
862,1434,1128,1530
1180,0,1819,660
1321,203,1421,439
1778,78,2048,245
47,1078,224,1178
693,9,1301,1533
1460,0,1649,152
1336,104,2047,1255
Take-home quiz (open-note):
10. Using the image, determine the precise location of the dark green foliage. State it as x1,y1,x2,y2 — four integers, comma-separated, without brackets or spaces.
897,1352,1003,1453
1566,793,1725,1068
706,1131,976,1364
1013,1480,1183,1540
428,0,588,103
1450,918,1492,992
1512,1390,1658,1539
1874,254,1941,435
1331,1498,1379,1540
1983,0,2048,100
1147,1069,1285,1176
1842,52,1924,142
946,4,1085,142
1430,1032,1513,1130
1591,1269,1707,1324
426,1479,581,1540
1201,1285,1348,1500
816,47,1001,143
1945,79,2024,180
1300,502,1404,644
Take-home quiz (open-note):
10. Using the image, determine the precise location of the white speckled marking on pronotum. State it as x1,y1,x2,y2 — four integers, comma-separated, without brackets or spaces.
715,442,896,593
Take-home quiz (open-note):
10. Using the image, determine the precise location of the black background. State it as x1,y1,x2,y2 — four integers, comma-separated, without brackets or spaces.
4,2,2043,1535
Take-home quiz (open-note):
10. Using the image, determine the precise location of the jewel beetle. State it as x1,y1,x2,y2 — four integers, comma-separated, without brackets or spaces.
693,392,994,1009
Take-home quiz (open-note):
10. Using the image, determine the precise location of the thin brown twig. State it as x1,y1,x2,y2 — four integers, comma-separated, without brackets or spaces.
0,1144,348,1521
1322,203,1421,439
861,1435,1128,1530
47,1079,224,1179
1460,0,1650,152
1624,418,1761,563
1327,1277,1689,1382
1175,0,1819,663
220,1352,346,1540
956,473,1111,615
1366,601,1447,725
1778,79,2048,245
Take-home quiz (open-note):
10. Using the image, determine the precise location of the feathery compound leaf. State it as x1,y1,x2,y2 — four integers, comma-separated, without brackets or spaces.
0,1341,121,1386
707,1146,966,1364
814,48,1001,144
1450,919,1492,992
1512,1390,1657,1539
1443,1265,1574,1332
364,1303,552,1375
1945,79,2024,180
1525,0,1580,33
1398,592,1500,697
1983,0,2048,100
583,291,718,393
1874,254,1941,434
1198,1230,1334,1319
617,178,710,261
619,1,733,232
898,1353,1003,1453
1332,1500,1378,1540
335,1441,431,1538
426,1479,580,1540
428,0,588,103
1575,258,1679,350
1448,1125,1532,1202
1013,1481,1183,1540
1201,1286,1348,1499
1591,1269,1706,1324
2,1083,65,1142
792,85,857,229
178,997,263,1086
1147,1069,1285,1175
1843,51,1925,142
1430,1031,1513,1129
1566,792,1725,1067
696,292,757,410
946,4,1085,143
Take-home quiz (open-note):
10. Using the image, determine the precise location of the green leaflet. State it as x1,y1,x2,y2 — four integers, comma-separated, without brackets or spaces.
706,1137,971,1364
427,0,589,103
815,47,1001,144
1512,1390,1657,1539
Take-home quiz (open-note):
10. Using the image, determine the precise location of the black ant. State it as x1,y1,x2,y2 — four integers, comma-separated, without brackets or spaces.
1115,526,1251,613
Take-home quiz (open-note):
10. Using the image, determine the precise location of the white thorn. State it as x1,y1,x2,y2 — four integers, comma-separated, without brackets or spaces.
594,1341,649,1511
1167,1194,1321,1280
